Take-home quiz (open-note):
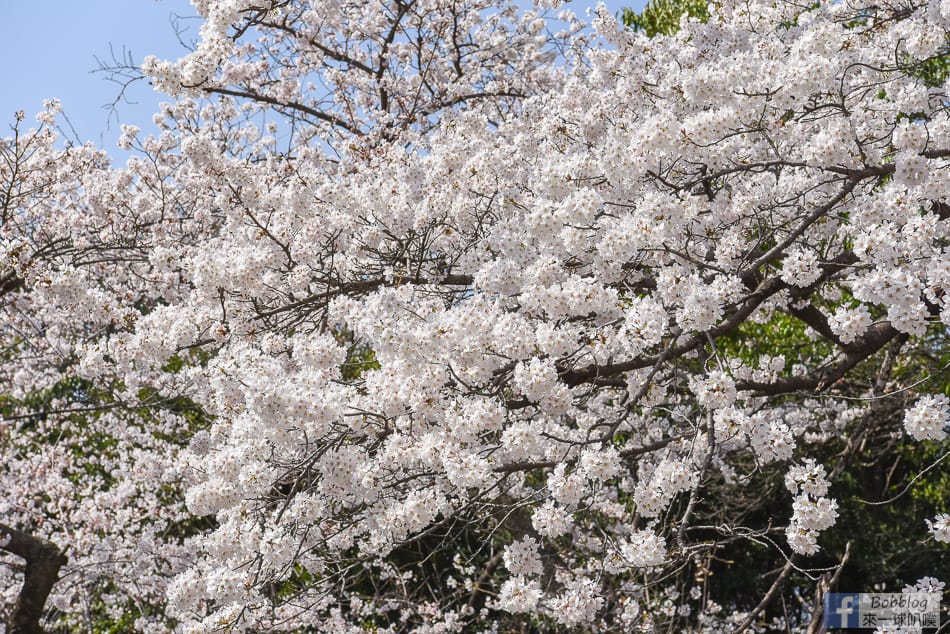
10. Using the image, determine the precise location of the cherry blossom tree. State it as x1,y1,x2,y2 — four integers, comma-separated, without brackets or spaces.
3,0,950,631
622,0,709,36
0,105,212,632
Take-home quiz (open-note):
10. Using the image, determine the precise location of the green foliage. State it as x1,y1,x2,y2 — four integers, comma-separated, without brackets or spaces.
622,0,710,37
822,434,950,595
342,343,381,380
0,376,101,425
717,311,833,370
910,45,950,88
46,582,170,634
701,300,950,624
273,564,317,601
334,326,381,380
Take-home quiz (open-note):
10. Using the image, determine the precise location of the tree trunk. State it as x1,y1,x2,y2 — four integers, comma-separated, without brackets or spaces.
0,523,67,634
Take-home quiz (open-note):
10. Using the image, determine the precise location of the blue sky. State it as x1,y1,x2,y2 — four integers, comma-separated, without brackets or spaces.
2,0,196,150
1,0,637,156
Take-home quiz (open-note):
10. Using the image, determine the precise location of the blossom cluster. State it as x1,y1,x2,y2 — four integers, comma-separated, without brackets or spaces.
784,459,838,555
2,0,950,630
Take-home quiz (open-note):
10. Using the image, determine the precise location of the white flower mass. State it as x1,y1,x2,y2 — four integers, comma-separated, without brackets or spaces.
1,0,949,631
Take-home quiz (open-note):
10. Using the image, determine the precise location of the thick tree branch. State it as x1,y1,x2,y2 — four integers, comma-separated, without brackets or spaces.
737,322,899,395
559,275,786,387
